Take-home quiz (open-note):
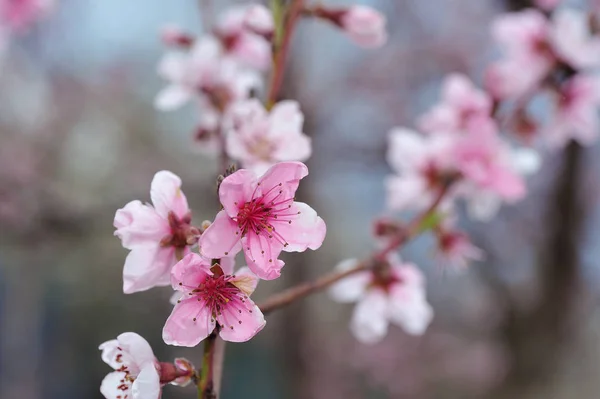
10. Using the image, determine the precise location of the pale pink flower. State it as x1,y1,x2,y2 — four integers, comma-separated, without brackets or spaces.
534,0,562,10
99,332,160,399
486,10,555,99
453,118,540,220
545,74,600,148
339,5,387,48
1,0,53,33
435,217,484,270
329,257,433,344
114,171,197,294
417,74,492,134
160,24,194,48
155,36,260,111
550,8,600,70
224,99,311,175
385,128,456,212
163,253,265,346
215,5,273,70
199,162,326,280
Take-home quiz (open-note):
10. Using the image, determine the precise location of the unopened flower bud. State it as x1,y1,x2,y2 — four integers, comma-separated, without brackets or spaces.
338,5,387,48
244,4,274,38
161,25,195,48
201,220,212,232
172,358,195,387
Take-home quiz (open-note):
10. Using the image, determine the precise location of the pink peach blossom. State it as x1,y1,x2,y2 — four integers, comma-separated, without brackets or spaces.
385,127,456,212
550,8,600,70
99,332,161,399
114,171,197,294
417,74,492,134
215,5,273,70
162,253,265,346
545,74,600,148
339,5,387,48
435,217,484,270
224,99,312,175
329,257,433,344
155,36,260,111
486,9,555,99
199,162,326,280
534,0,561,10
0,0,53,33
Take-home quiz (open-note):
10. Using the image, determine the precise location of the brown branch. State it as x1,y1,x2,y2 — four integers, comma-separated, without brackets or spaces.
197,331,218,399
266,0,304,108
259,183,452,314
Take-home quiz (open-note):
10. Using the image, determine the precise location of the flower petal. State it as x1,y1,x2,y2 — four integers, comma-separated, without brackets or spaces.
123,245,177,294
275,202,326,252
170,253,212,293
131,363,161,399
217,296,265,342
230,266,259,296
328,259,371,303
241,231,285,280
256,161,308,200
387,279,433,336
115,332,156,367
218,169,257,217
100,371,130,399
150,171,189,219
114,200,167,249
154,84,193,111
218,256,236,275
199,210,243,259
163,298,216,347
350,289,389,344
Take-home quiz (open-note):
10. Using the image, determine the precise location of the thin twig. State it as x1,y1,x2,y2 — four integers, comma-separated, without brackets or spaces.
198,331,218,399
266,0,305,108
259,184,452,314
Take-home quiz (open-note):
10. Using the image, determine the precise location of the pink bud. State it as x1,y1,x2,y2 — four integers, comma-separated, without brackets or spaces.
339,5,387,48
160,24,194,48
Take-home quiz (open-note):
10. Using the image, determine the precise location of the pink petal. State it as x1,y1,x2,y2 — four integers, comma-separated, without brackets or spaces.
199,210,243,259
256,161,308,200
384,174,430,211
163,298,216,347
275,202,326,252
219,256,236,275
386,128,428,172
101,371,130,399
217,296,265,342
329,259,371,303
150,171,189,219
230,266,259,296
123,245,177,294
350,289,389,344
489,167,526,200
114,200,167,249
387,281,433,336
272,133,312,163
218,169,257,217
131,363,161,399
170,253,212,293
241,231,285,280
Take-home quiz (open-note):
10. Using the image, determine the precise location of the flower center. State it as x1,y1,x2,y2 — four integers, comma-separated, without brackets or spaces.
232,182,300,247
160,211,199,249
248,136,275,161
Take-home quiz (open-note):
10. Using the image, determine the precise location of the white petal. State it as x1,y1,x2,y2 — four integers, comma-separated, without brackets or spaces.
131,364,161,399
154,85,193,111
116,332,156,367
328,259,371,303
350,289,389,344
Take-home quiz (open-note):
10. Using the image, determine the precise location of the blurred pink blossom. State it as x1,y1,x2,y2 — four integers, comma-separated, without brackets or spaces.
546,74,600,148
155,36,260,112
339,5,387,48
550,8,600,70
215,5,273,70
199,162,326,280
114,171,198,294
485,9,554,99
163,253,265,346
417,73,493,134
224,99,311,174
329,256,433,344
99,332,160,399
435,216,484,270
385,127,456,211
534,0,562,10
0,0,53,33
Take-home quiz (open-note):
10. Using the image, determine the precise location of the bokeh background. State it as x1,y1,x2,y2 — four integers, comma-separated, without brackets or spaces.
2,0,600,398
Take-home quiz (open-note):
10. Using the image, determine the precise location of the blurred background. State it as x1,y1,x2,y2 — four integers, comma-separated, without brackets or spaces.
1,0,600,398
